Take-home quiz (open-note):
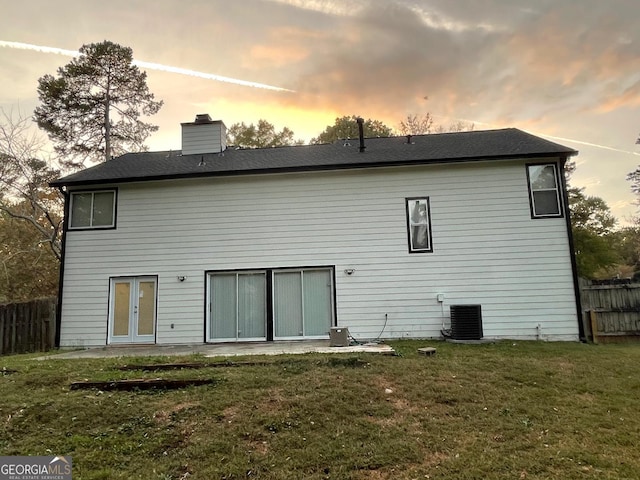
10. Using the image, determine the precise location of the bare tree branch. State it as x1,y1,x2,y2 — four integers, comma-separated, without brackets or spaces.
0,108,64,264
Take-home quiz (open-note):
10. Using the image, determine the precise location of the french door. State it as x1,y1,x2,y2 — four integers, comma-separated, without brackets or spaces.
109,276,157,344
207,268,333,342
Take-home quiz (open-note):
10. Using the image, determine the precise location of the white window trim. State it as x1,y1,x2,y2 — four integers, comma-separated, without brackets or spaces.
527,164,563,219
69,189,117,229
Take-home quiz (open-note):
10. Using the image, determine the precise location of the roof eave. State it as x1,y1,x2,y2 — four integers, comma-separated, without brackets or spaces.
49,150,578,188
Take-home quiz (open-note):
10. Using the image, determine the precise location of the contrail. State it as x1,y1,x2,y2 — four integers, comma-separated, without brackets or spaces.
132,59,294,92
0,40,295,92
533,133,640,157
433,113,640,156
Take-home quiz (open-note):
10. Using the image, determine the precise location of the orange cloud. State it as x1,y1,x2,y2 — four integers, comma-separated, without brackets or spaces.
248,44,309,67
596,80,640,113
243,26,328,69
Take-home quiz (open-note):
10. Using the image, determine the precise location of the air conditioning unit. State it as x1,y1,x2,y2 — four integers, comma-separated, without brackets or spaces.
450,305,483,340
329,327,350,347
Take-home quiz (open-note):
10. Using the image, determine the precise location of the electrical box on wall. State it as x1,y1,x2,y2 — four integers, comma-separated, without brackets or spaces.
437,293,445,303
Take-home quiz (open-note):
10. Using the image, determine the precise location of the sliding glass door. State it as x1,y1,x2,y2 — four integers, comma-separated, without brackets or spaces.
273,269,332,339
209,271,267,342
207,268,333,342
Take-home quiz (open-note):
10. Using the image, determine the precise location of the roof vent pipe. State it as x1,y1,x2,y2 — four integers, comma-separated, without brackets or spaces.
356,117,365,153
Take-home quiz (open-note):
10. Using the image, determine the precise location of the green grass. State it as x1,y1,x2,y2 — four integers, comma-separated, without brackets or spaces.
1,341,640,479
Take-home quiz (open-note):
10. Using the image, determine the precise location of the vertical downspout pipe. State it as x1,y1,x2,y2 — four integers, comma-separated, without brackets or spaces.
560,156,586,342
54,186,70,348
356,117,366,153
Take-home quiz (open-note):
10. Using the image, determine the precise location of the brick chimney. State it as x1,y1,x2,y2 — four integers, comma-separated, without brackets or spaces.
181,114,227,155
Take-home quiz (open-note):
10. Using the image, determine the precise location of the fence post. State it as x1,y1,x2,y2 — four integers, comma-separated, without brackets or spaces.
0,306,5,355
41,300,48,352
10,305,17,354
47,298,56,351
589,310,598,344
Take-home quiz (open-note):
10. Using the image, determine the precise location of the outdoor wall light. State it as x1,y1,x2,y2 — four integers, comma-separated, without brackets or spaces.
344,269,355,276
177,276,186,282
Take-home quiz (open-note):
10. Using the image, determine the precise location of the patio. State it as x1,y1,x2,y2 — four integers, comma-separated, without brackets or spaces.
46,340,396,359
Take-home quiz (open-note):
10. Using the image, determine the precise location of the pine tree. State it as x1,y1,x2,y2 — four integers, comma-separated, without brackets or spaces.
34,40,163,166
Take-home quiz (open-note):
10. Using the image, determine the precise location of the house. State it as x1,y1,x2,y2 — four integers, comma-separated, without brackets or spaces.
50,114,582,347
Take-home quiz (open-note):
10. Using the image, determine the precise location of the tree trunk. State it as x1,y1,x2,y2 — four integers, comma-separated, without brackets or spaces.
104,84,111,162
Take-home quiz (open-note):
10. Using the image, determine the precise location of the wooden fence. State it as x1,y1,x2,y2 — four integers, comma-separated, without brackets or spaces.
0,298,57,355
579,278,640,343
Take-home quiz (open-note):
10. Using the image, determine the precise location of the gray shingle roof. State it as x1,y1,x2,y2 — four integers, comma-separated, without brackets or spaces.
50,128,577,187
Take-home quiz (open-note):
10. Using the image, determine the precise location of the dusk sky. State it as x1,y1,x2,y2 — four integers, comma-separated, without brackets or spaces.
1,0,639,222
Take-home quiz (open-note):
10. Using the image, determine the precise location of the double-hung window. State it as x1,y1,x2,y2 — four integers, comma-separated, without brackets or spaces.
526,164,563,218
69,190,117,229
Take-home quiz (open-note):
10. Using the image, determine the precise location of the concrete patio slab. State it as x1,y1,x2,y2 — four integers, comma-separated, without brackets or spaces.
44,340,395,360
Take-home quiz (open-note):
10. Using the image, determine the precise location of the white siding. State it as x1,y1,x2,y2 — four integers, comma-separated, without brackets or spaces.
59,159,579,346
181,122,226,155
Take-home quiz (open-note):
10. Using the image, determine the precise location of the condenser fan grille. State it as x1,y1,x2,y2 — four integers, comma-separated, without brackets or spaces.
450,305,483,340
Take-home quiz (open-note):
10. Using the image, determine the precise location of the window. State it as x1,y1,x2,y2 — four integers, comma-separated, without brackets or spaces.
70,190,116,229
527,164,562,218
406,197,433,253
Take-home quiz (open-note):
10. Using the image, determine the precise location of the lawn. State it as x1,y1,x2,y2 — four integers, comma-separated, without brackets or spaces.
1,340,639,479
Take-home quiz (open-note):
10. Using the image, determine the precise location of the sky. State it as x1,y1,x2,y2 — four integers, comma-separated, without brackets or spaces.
1,0,639,223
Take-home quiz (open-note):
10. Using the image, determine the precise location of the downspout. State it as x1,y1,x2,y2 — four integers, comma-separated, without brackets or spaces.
54,186,70,348
559,156,586,342
356,117,366,153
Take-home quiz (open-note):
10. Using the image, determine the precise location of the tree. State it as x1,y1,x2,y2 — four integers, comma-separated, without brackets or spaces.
621,164,640,276
0,109,62,301
0,206,60,302
399,113,434,135
34,40,163,167
310,116,392,144
569,188,617,235
568,187,619,278
0,110,63,258
610,223,640,275
627,166,640,199
399,114,474,136
564,159,576,180
434,120,475,133
226,120,302,148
